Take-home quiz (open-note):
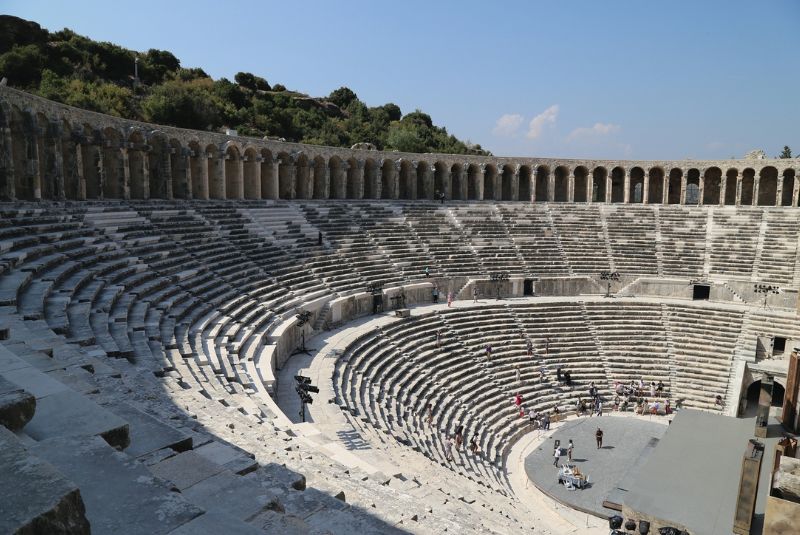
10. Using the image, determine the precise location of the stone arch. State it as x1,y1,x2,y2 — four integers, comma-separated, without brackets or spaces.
147,132,169,199
741,168,755,205
483,164,497,200
434,161,448,199
127,130,147,199
501,165,514,201
223,143,242,199
648,167,665,204
328,156,344,199
363,158,378,199
685,168,700,205
242,147,260,199
518,165,532,202
610,167,625,203
467,164,481,200
450,163,463,200
724,168,738,205
782,169,796,206
554,165,569,202
398,160,414,200
187,141,206,199
667,168,682,204
573,166,588,203
591,167,607,202
102,127,124,199
757,166,778,206
312,156,327,199
415,161,430,200
703,167,722,205
380,160,396,199
629,167,645,203
346,157,360,199
206,144,224,199
535,165,549,201
277,151,295,200
296,154,311,199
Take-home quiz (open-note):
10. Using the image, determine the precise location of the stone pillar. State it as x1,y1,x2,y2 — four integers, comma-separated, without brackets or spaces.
548,171,555,202
643,172,650,204
74,142,86,200
339,161,350,199
141,147,151,200
698,171,705,205
440,167,451,200
719,174,727,206
460,164,469,201
51,125,65,200
605,174,612,204
567,173,575,202
184,151,193,199
0,123,15,200
679,171,687,205
775,175,783,207
250,155,262,200
511,167,520,201
735,174,743,206
95,145,105,199
270,159,280,200
793,170,800,208
164,151,174,200
28,135,42,200
235,155,244,200
531,169,538,202
121,148,131,200
354,160,365,199
374,167,383,199
623,169,630,203
753,177,760,206
586,174,593,204
392,162,402,199
477,165,487,200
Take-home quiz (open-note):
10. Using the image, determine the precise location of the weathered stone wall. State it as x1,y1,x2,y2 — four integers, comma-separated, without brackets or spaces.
2,85,799,205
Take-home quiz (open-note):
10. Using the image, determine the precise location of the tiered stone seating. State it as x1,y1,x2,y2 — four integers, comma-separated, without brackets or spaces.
583,302,671,395
709,208,762,278
496,204,570,277
401,204,483,277
658,206,707,278
662,304,743,410
603,205,658,275
447,205,527,275
735,309,800,361
548,205,611,275
756,209,800,285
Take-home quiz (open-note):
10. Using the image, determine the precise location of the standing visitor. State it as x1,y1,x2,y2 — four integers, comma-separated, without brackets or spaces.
444,435,453,461
543,411,551,430
485,344,492,363
650,381,656,398
436,329,442,348
447,291,453,308
657,380,664,397
567,439,574,462
473,286,479,303
432,286,439,303
596,428,604,449
526,337,534,356
455,425,464,450
553,444,561,466
425,266,430,278
470,435,479,455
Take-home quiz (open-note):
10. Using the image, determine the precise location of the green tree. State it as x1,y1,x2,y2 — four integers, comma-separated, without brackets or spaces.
327,86,357,108
779,146,792,159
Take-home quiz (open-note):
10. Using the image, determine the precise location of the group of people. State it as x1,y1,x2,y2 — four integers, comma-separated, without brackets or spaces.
443,425,480,462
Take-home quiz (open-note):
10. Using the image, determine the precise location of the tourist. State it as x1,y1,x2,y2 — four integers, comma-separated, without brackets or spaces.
447,291,453,308
567,439,574,462
515,364,521,385
514,392,523,409
613,395,620,411
435,329,442,347
526,337,534,356
485,343,492,363
317,231,323,246
439,191,446,204
444,435,453,461
473,286,479,303
432,286,439,303
594,397,603,417
543,411,551,430
665,399,671,415
455,425,464,450
596,428,604,449
589,382,597,400
528,407,538,429
715,394,723,407
469,435,479,455
557,366,563,383
426,404,433,426
425,266,430,278
650,381,656,398
553,444,561,466
539,363,547,381
544,336,551,356
657,380,664,396
564,370,572,387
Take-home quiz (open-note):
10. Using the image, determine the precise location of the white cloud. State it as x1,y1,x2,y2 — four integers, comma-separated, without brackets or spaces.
526,104,559,139
491,114,524,137
567,122,620,141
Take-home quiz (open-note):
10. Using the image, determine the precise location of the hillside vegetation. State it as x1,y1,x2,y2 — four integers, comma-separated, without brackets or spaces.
0,15,488,155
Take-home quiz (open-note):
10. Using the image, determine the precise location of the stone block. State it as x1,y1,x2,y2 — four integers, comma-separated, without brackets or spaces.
167,510,264,535
30,434,203,535
24,389,130,449
0,375,35,430
0,426,90,535
105,402,192,458
149,450,224,491
181,470,283,522
193,439,257,475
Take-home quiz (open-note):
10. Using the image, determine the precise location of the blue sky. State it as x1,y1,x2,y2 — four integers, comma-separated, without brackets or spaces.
4,0,798,160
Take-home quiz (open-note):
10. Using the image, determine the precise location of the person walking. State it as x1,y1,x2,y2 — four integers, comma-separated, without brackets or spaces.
514,392,523,410
543,411,551,430
567,439,574,462
455,425,464,450
444,435,453,461
485,344,492,363
526,337,534,357
553,444,561,466
470,435,479,456
473,286,479,303
596,428,604,449
435,329,442,348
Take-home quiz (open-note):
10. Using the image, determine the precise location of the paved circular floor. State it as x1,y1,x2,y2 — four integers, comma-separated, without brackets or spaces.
523,414,669,518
